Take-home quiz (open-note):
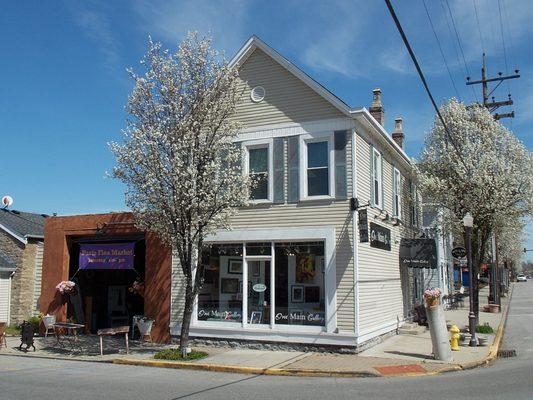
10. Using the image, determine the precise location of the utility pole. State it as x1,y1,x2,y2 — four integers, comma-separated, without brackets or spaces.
466,53,520,120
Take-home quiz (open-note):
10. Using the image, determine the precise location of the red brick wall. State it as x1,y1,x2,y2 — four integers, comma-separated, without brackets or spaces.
40,212,171,342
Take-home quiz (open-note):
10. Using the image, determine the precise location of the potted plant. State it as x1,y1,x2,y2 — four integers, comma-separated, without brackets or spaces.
136,316,154,342
423,287,441,307
56,280,76,297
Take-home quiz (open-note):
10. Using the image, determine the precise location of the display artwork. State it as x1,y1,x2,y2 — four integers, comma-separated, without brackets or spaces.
305,286,320,303
228,259,243,274
291,285,304,303
79,243,135,270
221,278,239,294
295,254,315,283
249,311,262,324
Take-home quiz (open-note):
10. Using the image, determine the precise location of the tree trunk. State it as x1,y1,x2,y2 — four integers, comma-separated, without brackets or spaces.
179,281,195,357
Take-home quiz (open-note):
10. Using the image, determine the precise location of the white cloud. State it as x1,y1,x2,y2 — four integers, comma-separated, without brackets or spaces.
67,1,121,71
131,0,249,57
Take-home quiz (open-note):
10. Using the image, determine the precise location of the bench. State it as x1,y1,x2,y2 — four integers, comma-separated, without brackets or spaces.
97,326,130,356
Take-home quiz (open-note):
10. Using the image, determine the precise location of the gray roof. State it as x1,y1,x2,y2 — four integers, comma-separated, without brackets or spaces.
0,250,16,272
0,208,47,239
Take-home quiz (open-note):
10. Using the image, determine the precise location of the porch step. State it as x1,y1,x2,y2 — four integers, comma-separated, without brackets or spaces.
398,323,427,336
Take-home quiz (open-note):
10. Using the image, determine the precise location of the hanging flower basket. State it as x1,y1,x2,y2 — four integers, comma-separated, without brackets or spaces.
56,280,76,295
423,287,441,307
129,279,145,297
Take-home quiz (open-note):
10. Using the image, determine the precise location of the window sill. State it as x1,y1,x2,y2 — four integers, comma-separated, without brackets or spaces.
248,199,273,205
299,195,335,202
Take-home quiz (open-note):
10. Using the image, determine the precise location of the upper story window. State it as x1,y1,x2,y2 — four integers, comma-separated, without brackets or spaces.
245,140,273,202
300,133,334,200
393,167,401,218
307,141,329,196
371,148,383,209
409,180,419,227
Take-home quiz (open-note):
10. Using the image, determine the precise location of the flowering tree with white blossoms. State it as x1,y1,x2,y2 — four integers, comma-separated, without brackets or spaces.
110,33,249,355
417,99,533,314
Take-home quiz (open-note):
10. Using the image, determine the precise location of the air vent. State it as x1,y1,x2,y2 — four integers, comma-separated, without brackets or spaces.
250,86,265,103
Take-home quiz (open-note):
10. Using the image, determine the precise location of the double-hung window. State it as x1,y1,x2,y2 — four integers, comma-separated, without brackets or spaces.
245,140,272,202
393,167,401,218
372,148,383,208
300,134,334,199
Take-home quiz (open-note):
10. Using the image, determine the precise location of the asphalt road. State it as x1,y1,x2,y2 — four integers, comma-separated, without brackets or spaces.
1,282,531,400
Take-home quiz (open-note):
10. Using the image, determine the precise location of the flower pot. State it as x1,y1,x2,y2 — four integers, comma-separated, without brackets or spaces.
137,319,154,341
426,298,439,307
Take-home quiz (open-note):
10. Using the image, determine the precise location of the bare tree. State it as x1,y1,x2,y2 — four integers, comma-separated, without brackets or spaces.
110,33,249,356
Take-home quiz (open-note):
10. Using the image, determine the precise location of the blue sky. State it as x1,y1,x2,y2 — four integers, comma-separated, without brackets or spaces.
1,0,531,260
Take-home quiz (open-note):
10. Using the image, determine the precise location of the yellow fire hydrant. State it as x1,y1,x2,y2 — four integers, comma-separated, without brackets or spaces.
450,325,460,351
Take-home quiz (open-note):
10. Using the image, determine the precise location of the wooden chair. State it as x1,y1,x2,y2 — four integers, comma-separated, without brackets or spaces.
0,322,7,349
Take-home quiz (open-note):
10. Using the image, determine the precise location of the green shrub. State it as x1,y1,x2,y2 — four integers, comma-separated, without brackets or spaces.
6,326,21,336
27,316,41,331
154,348,208,361
476,324,494,334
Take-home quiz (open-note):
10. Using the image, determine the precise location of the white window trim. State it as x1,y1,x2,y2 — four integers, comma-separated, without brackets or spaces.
372,148,383,209
393,167,401,219
299,132,335,201
243,138,274,204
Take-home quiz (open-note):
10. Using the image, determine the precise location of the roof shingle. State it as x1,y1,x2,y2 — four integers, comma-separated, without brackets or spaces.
0,208,47,239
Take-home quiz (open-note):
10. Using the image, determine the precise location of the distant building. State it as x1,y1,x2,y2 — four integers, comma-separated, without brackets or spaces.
0,208,47,325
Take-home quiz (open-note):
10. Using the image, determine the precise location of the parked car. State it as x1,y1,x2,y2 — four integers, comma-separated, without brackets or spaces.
517,274,527,282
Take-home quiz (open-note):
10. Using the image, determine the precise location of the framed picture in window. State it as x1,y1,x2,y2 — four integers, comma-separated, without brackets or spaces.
291,285,304,303
249,311,262,324
305,286,320,303
221,278,239,294
228,259,243,274
295,254,315,283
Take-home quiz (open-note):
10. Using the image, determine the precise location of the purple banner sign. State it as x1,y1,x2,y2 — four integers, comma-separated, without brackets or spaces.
79,243,135,270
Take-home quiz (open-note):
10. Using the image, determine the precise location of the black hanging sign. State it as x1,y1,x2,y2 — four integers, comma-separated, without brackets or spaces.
358,209,369,243
451,246,467,260
369,222,391,251
400,238,437,269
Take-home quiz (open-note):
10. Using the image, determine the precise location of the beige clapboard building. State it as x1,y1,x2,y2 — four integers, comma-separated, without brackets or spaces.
171,36,422,350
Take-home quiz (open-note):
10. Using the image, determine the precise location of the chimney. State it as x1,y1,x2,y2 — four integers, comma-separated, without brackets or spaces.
369,88,384,126
392,117,405,149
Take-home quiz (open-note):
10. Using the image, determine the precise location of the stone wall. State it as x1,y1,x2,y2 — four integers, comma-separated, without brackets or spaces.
0,230,40,325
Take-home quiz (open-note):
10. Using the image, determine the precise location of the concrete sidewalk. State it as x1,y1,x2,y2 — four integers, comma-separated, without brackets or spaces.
0,285,511,377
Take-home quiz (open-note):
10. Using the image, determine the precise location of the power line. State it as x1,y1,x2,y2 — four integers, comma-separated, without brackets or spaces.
472,0,485,54
383,0,469,172
422,0,461,101
441,0,479,103
497,0,512,95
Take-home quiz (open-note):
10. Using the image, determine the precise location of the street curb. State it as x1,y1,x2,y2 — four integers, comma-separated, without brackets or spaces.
0,351,114,364
111,358,381,377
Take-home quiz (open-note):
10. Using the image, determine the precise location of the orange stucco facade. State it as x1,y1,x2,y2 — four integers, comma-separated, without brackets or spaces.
40,212,172,343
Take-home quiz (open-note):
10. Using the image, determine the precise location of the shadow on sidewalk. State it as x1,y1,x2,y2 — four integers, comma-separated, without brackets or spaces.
385,351,431,360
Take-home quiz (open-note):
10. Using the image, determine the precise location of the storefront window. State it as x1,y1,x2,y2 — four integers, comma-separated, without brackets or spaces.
198,244,243,323
274,242,325,326
245,242,271,256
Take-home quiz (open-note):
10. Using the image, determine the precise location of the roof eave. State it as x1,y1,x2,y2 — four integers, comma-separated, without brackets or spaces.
0,223,27,244
351,108,412,166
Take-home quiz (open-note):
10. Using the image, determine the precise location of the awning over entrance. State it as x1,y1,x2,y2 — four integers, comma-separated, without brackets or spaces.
400,238,437,269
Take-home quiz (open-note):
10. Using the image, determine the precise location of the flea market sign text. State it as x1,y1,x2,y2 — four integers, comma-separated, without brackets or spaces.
369,222,391,251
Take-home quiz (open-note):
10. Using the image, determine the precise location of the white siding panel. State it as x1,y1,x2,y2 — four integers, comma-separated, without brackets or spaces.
234,49,344,129
0,272,11,323
32,242,44,315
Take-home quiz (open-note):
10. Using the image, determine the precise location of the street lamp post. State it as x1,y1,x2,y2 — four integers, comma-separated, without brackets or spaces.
463,212,477,347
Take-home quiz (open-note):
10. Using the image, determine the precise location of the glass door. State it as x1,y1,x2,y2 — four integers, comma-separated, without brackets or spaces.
246,259,271,325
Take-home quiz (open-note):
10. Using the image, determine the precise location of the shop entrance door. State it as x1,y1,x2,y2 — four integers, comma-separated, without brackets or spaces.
246,259,271,325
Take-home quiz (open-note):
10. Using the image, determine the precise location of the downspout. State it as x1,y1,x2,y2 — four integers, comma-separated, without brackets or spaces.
351,128,360,342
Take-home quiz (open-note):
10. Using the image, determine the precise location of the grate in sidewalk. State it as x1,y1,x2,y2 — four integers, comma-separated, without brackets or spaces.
497,349,517,358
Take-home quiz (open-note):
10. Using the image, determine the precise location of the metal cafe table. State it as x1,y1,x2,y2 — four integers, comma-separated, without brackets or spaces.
52,322,85,352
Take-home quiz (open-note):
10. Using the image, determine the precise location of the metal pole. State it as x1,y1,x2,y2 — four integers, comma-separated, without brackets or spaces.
466,225,477,346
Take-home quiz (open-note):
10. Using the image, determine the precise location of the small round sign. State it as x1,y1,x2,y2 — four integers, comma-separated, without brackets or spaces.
451,246,467,259
252,283,267,293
